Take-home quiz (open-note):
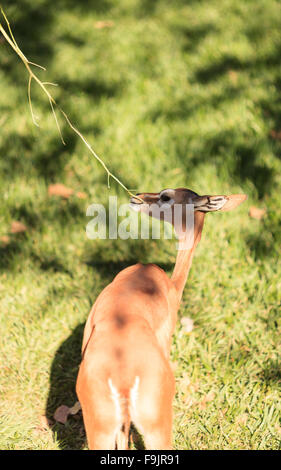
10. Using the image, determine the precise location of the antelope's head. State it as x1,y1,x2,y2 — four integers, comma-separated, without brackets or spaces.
131,187,246,214
130,188,247,240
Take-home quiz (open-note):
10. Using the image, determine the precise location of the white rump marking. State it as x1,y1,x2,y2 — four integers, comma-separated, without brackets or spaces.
180,316,194,333
129,376,140,418
108,378,122,423
108,376,140,428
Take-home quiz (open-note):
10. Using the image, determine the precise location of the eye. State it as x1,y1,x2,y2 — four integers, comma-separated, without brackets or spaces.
161,194,171,202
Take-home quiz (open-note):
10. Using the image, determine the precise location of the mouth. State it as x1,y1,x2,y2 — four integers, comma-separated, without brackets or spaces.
129,194,144,211
130,195,144,205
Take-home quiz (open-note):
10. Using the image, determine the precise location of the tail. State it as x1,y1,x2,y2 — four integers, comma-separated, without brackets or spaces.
115,401,130,450
108,376,139,450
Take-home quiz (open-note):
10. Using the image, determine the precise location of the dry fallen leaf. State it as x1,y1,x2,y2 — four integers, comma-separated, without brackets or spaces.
270,130,281,141
0,235,10,245
236,413,248,426
205,391,216,402
180,317,194,333
171,168,182,175
275,424,281,435
228,69,238,85
94,20,114,29
76,191,87,199
48,183,74,199
249,206,267,220
189,381,200,393
10,221,27,233
69,401,81,415
53,405,70,424
198,400,207,411
198,391,216,410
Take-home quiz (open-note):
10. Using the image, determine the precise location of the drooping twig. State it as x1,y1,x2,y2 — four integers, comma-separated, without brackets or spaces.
0,7,142,200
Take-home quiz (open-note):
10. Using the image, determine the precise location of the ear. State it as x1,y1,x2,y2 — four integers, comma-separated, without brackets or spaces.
220,194,247,211
194,194,247,212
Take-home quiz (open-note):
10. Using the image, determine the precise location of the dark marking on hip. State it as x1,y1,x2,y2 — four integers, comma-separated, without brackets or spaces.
114,314,128,329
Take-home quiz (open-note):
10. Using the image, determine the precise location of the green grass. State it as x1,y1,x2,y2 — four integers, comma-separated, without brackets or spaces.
0,0,281,450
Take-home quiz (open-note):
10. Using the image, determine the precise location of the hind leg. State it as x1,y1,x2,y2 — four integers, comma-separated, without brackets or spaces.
77,368,119,450
80,399,119,450
144,427,173,450
87,428,117,450
141,405,173,450
133,366,175,450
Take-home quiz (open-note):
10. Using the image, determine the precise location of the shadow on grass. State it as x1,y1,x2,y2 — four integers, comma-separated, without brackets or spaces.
145,11,281,202
0,199,87,273
245,208,281,260
179,135,275,200
245,232,277,260
0,128,77,181
263,75,281,160
60,0,114,14
194,55,244,84
32,253,74,276
46,322,86,450
181,22,217,53
259,359,281,387
0,237,27,272
58,76,122,101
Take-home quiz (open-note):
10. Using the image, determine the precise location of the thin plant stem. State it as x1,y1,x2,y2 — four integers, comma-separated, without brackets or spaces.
0,7,142,201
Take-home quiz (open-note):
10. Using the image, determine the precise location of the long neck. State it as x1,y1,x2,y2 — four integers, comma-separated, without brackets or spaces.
171,211,205,302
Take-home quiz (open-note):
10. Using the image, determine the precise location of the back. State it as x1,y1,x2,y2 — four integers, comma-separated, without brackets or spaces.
81,263,177,357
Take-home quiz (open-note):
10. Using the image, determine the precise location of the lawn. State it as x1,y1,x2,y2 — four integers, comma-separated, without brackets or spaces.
0,0,280,450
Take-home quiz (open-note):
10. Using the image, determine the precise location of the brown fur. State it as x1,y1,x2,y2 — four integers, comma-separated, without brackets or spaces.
76,188,246,449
